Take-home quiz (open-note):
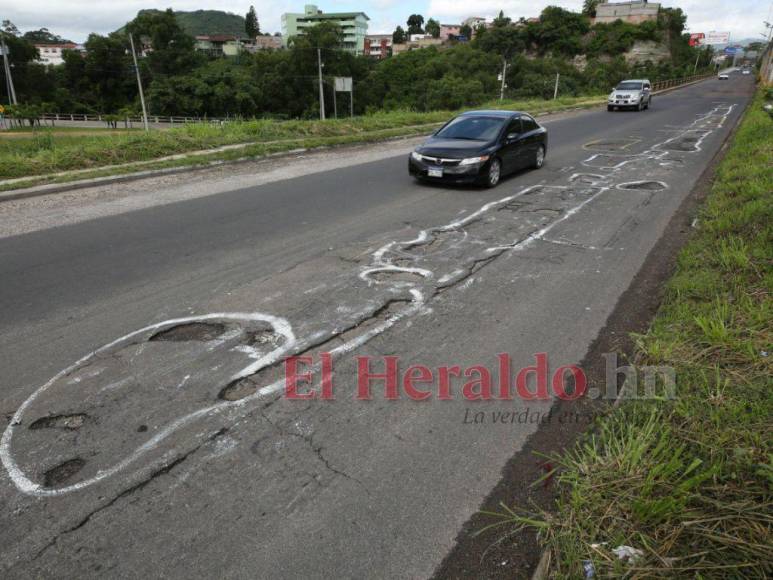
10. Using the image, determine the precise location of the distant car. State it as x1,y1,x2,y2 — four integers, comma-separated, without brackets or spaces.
607,79,651,112
718,73,729,80
408,110,547,188
742,69,751,75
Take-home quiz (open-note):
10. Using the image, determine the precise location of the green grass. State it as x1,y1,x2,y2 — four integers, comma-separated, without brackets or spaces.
488,87,773,577
0,95,604,182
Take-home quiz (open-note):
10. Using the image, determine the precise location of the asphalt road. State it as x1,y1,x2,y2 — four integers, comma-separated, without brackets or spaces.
0,75,755,578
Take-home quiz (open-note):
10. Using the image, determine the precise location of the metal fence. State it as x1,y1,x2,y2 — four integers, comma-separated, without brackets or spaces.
6,72,716,128
38,113,233,125
650,73,715,92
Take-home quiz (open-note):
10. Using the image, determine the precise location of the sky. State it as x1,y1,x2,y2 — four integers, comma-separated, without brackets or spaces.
3,0,771,44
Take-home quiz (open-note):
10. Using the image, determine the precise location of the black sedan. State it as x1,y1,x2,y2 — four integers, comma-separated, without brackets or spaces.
408,110,547,188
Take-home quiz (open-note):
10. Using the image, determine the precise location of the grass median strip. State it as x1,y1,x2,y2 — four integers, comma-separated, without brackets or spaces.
0,95,604,187
486,87,772,577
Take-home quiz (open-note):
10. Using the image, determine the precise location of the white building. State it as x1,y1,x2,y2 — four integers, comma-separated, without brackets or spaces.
35,43,80,66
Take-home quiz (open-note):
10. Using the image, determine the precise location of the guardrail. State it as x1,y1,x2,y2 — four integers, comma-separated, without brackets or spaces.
38,113,233,125
650,73,714,92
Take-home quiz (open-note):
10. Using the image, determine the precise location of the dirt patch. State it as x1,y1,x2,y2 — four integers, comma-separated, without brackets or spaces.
431,92,749,580
149,322,226,342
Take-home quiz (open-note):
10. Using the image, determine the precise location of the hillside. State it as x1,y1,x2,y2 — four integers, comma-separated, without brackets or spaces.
125,9,248,38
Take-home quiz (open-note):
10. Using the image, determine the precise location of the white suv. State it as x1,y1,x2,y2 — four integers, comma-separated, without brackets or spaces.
608,79,652,112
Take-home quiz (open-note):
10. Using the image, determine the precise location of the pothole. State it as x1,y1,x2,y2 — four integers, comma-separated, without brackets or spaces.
149,322,227,342
218,299,411,401
617,181,667,191
497,200,530,212
43,457,86,488
245,329,283,348
404,231,463,254
583,138,639,151
363,268,428,283
30,413,88,430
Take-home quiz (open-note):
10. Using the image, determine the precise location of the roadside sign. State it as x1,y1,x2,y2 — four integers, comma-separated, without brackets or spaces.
334,77,352,92
689,33,705,47
724,46,739,55
704,31,730,45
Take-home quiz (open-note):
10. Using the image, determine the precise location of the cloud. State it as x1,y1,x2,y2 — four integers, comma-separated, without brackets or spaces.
3,0,295,42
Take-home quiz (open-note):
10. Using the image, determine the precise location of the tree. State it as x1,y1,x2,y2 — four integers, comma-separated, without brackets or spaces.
22,28,73,44
582,0,600,17
392,26,406,44
245,6,260,38
425,18,440,39
407,15,425,36
492,10,511,27
1,20,20,36
459,24,472,40
126,9,200,76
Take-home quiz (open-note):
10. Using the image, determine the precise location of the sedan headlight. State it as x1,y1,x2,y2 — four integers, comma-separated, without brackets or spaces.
459,155,490,166
411,151,423,161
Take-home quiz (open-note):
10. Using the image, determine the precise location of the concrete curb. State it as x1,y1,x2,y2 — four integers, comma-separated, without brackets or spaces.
0,80,711,204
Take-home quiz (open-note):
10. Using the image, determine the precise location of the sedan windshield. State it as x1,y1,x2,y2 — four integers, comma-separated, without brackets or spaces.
435,116,505,141
616,82,643,90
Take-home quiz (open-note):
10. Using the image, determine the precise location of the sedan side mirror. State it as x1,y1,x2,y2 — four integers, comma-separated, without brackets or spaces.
506,132,519,142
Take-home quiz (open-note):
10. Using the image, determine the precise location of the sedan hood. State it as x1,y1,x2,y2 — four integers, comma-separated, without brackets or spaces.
418,138,491,159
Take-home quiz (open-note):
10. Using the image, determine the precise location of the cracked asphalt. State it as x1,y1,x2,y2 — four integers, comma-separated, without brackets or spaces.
0,76,755,578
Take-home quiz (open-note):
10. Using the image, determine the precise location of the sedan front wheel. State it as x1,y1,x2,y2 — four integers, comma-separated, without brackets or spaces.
533,145,545,169
485,158,501,188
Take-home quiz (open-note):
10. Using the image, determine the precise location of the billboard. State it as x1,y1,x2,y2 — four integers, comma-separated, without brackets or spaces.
689,33,705,47
705,31,730,44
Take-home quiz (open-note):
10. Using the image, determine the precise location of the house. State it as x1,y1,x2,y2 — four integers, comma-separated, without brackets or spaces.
35,43,79,66
281,5,369,54
364,34,392,59
252,35,283,50
194,35,244,57
391,37,443,55
593,1,661,25
440,24,461,40
462,16,487,28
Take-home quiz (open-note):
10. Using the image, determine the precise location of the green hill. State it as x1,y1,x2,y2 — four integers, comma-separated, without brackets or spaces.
127,9,249,38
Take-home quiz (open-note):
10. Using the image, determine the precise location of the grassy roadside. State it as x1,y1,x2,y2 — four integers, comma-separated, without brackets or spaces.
493,87,772,577
0,95,604,185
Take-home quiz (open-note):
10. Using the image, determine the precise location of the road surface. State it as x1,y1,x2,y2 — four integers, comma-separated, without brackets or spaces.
0,75,754,578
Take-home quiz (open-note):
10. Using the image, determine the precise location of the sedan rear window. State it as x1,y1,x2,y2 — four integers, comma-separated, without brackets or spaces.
616,82,643,90
435,117,506,141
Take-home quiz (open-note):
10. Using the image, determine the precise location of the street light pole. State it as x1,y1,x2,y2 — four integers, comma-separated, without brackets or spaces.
317,48,326,120
499,58,507,100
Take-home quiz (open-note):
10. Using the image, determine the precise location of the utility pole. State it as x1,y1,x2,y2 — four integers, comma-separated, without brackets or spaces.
553,73,560,99
317,48,326,120
332,82,337,119
1,36,17,105
499,58,507,100
693,47,701,74
350,82,354,118
129,33,149,131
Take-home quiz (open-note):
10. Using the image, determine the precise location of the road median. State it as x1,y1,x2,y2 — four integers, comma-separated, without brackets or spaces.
0,96,608,199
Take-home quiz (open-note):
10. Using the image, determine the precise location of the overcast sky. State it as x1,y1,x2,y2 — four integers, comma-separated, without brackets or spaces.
4,0,771,44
